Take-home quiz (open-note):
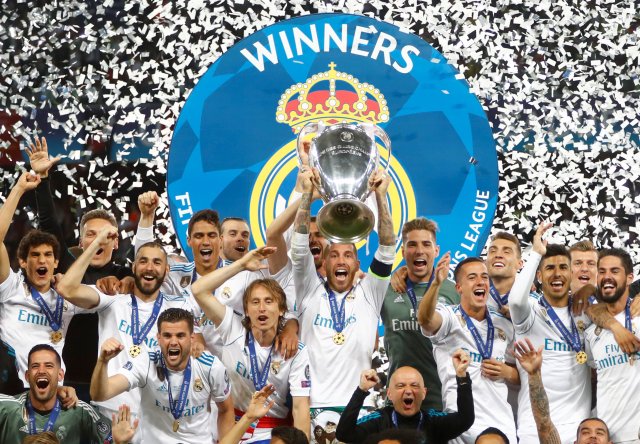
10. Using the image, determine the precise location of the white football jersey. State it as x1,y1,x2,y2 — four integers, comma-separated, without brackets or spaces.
118,348,230,443
216,307,310,442
0,269,90,386
93,290,201,414
585,308,640,443
425,303,516,444
291,232,392,408
509,252,592,444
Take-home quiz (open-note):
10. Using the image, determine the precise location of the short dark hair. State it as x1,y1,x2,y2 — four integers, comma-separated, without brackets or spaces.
187,209,221,237
157,308,194,333
476,427,509,443
323,242,358,260
17,230,60,261
221,217,248,234
364,429,426,444
491,232,521,258
242,279,287,330
271,426,309,444
539,244,571,271
79,209,118,236
454,257,485,283
135,241,167,261
401,217,438,243
599,248,634,275
576,417,610,440
28,344,61,367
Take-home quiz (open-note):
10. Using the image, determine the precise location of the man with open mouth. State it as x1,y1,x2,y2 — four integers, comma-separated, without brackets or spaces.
90,308,234,443
57,227,218,442
291,167,396,442
568,240,599,296
485,231,524,318
419,255,518,443
335,350,474,443
191,246,311,442
0,344,111,443
0,172,97,391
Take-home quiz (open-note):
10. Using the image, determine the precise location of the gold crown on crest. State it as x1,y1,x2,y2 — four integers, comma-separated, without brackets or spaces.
276,62,390,134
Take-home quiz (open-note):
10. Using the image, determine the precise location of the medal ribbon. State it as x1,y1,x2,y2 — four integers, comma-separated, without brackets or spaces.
458,305,494,360
539,297,582,353
488,279,509,308
130,293,164,347
160,354,192,423
247,332,273,390
326,285,353,334
405,270,435,312
392,410,424,431
191,258,223,284
29,286,63,332
26,396,60,434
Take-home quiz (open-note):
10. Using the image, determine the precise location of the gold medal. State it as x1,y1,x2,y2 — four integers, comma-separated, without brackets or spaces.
333,332,345,345
129,345,141,358
50,331,63,344
172,419,180,432
576,350,587,364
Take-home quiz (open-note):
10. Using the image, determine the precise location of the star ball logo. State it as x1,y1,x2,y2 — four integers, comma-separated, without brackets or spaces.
167,13,498,270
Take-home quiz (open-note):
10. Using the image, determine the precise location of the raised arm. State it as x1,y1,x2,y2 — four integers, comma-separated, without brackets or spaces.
514,338,562,444
509,223,551,325
56,226,117,308
335,369,381,442
191,246,276,326
0,172,41,284
134,191,159,254
417,252,450,335
218,385,276,444
266,197,300,274
369,169,395,247
90,338,130,401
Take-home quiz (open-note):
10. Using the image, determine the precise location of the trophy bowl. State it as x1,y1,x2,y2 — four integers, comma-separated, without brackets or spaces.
297,122,391,244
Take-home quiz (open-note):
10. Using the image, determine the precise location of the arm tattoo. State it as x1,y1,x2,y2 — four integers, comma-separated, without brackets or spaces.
529,372,562,444
375,192,394,246
294,192,312,234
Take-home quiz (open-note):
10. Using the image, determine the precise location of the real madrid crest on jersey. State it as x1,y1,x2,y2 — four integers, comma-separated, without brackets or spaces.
166,14,498,270
496,328,506,342
63,301,68,311
180,275,191,288
222,287,232,299
270,360,281,375
576,320,585,332
457,313,466,327
194,378,204,392
594,326,602,336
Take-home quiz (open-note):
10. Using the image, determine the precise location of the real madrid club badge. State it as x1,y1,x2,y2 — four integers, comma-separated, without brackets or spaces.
172,419,180,432
271,361,281,375
577,320,585,331
497,328,506,342
194,378,204,392
129,345,141,358
333,332,345,345
595,326,602,336
576,351,587,364
222,287,232,299
50,331,63,344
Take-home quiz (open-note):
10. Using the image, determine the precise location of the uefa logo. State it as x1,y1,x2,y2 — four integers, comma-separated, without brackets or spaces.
167,13,498,270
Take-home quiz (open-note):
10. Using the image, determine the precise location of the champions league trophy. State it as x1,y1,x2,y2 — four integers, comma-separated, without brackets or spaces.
297,121,391,243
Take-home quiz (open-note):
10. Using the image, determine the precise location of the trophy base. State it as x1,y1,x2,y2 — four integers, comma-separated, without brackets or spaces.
316,197,375,244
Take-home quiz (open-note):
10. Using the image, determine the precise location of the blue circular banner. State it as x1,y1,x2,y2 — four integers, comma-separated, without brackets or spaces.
168,13,498,270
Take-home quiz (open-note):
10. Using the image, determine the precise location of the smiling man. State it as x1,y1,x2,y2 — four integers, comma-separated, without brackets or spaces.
418,255,517,443
0,345,111,443
335,350,473,443
485,232,523,316
569,240,598,294
90,308,234,442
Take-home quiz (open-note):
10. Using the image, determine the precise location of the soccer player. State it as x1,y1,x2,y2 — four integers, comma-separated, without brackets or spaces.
584,248,640,443
485,231,523,316
191,246,311,441
335,351,474,443
90,308,234,442
0,344,111,443
291,167,395,436
568,240,598,295
381,217,459,410
419,255,517,443
56,227,206,435
0,172,91,387
508,224,592,443
220,217,251,262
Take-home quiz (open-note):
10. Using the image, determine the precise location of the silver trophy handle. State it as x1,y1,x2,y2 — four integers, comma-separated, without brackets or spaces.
297,122,319,166
373,125,392,172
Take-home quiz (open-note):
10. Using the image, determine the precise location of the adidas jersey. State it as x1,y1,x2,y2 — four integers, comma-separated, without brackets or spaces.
585,309,640,443
0,269,90,386
291,232,392,408
425,303,516,444
0,392,111,444
217,306,310,438
118,349,230,443
509,252,592,444
93,289,202,414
